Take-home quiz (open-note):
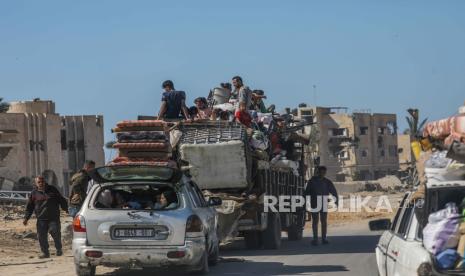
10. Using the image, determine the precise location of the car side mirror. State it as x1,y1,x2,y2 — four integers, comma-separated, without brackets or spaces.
369,219,391,231
208,197,222,207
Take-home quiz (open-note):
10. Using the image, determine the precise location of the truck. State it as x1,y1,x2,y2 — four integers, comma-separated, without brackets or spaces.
170,119,311,249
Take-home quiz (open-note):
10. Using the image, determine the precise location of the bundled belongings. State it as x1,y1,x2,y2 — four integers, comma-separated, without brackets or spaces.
116,131,167,143
424,150,465,182
111,120,174,160
112,120,170,132
423,203,461,255
436,249,461,270
423,113,465,147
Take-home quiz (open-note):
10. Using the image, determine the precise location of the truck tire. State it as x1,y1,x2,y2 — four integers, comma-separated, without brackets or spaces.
262,213,281,250
287,224,303,241
243,231,262,249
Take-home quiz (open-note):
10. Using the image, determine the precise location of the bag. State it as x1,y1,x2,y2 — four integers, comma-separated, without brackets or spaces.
423,203,461,255
436,249,460,270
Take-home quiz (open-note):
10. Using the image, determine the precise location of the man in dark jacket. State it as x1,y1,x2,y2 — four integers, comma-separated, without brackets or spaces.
157,80,189,120
304,166,338,246
23,176,68,258
68,160,95,217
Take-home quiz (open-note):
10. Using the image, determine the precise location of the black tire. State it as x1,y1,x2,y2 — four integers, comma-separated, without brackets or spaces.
262,212,282,250
75,264,96,276
243,231,262,249
287,224,303,241
208,240,219,266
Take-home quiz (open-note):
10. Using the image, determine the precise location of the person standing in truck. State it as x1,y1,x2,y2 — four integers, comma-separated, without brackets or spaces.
23,176,68,258
157,80,190,120
304,166,339,246
231,76,252,111
69,160,95,217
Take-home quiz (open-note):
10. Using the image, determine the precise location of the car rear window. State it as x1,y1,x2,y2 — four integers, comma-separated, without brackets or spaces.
93,184,179,211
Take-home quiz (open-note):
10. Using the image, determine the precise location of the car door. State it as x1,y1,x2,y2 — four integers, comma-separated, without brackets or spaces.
386,201,414,276
377,193,408,276
186,180,217,249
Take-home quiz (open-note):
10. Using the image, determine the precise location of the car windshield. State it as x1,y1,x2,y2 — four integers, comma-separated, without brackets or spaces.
93,184,179,211
95,166,176,182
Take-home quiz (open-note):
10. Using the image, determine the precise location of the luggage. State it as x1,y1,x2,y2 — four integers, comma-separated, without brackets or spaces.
436,249,460,270
423,203,461,255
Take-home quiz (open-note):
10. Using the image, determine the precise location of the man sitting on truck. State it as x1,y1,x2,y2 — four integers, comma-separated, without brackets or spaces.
305,166,339,246
157,80,190,120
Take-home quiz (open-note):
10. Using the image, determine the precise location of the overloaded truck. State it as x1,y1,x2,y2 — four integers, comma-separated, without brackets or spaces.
170,119,311,249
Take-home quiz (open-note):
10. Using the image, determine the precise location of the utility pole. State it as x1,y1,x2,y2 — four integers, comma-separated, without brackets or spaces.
312,84,317,106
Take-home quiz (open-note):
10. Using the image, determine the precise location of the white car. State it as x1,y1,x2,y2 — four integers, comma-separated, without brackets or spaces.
72,165,222,276
371,180,465,276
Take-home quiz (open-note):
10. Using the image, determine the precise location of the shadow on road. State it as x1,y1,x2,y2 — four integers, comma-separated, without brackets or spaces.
220,234,381,256
100,262,348,276
97,235,377,275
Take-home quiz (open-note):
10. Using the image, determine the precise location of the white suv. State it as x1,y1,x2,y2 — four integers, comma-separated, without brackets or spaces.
371,180,465,276
72,165,222,276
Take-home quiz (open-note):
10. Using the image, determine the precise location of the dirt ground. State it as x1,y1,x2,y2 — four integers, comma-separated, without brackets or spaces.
0,191,403,275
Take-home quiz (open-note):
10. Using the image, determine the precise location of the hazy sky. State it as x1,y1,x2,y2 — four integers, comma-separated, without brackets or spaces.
1,0,464,159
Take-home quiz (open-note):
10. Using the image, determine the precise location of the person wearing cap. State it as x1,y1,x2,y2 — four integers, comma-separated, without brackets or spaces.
157,80,190,120
193,97,212,120
251,90,275,113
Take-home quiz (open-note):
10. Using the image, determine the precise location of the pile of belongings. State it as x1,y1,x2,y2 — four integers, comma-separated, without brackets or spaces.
423,202,465,270
109,120,176,167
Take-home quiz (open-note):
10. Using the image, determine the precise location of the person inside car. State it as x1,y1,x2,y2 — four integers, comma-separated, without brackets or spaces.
160,190,178,209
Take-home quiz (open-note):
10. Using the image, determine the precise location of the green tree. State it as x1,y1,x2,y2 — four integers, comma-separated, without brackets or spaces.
405,108,427,138
0,98,9,113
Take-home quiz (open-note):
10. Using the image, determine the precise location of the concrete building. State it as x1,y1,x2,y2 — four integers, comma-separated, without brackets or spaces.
0,100,104,195
397,134,412,171
298,106,399,181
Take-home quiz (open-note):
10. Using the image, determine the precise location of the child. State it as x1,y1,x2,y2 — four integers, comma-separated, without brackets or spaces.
235,101,252,128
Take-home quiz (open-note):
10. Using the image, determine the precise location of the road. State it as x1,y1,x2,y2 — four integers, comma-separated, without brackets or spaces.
0,221,381,276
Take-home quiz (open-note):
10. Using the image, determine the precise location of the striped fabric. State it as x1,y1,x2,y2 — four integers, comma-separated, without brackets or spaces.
113,142,171,151
108,157,177,168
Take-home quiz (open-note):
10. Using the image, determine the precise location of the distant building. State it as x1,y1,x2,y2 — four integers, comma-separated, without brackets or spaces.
397,134,412,170
298,106,399,181
0,100,104,195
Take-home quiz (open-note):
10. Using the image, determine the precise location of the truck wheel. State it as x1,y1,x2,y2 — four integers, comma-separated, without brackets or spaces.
287,225,303,241
263,213,281,250
243,231,262,249
75,264,96,276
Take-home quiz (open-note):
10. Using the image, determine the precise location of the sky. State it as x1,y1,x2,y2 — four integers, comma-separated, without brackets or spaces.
1,0,464,160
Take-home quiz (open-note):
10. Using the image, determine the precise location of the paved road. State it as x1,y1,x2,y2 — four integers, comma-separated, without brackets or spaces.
0,221,380,276
209,222,381,276
97,221,381,276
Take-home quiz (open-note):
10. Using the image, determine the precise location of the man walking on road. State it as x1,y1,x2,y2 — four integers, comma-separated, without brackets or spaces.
23,176,68,258
69,160,95,217
304,166,339,246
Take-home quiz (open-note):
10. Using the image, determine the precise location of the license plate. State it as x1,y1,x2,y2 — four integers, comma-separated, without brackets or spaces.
113,228,155,238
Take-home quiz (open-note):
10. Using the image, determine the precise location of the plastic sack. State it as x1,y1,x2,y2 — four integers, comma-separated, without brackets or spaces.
423,203,461,255
213,103,236,112
250,131,269,151
436,249,460,270
425,151,452,169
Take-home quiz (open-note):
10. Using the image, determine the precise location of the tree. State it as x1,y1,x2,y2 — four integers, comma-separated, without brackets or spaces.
405,108,427,138
0,98,9,113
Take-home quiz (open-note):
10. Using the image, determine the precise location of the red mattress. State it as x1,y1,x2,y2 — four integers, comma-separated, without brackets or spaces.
113,142,172,151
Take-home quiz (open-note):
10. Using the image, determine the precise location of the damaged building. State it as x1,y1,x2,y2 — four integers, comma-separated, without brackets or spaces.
298,106,400,181
0,100,104,194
